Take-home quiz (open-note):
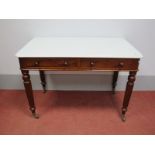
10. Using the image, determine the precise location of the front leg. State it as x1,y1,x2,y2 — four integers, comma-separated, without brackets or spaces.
121,71,137,121
21,70,39,119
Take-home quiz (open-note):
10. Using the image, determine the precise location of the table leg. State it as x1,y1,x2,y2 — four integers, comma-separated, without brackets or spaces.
121,71,137,121
21,70,39,119
112,71,119,94
39,71,46,93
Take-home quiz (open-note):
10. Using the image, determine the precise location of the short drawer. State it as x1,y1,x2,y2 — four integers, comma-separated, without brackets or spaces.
19,58,79,69
80,58,139,70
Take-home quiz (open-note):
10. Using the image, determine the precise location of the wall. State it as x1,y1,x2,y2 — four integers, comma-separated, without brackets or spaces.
0,19,155,90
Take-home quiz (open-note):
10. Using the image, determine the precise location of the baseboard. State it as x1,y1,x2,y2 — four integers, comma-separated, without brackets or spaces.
0,73,155,90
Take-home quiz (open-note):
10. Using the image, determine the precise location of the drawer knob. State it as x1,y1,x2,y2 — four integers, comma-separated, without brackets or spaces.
118,62,124,68
64,60,69,66
34,61,39,66
90,61,95,67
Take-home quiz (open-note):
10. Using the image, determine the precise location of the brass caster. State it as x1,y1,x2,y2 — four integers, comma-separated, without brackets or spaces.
43,89,46,93
112,88,115,94
42,85,46,93
32,113,40,119
121,114,126,122
41,82,46,93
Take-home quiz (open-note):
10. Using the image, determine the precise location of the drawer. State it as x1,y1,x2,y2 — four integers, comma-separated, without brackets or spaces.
80,58,139,70
20,58,139,71
19,58,79,69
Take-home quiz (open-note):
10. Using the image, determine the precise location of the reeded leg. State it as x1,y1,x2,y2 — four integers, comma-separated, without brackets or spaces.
21,70,39,119
39,71,46,93
121,71,137,122
112,71,119,94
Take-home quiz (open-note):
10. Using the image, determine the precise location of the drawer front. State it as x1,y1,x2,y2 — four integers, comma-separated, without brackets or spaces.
80,58,139,70
20,58,79,70
20,58,139,71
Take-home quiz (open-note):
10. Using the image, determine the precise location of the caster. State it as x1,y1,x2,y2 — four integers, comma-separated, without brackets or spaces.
121,114,126,122
112,88,115,94
43,89,46,93
41,82,46,93
32,113,40,119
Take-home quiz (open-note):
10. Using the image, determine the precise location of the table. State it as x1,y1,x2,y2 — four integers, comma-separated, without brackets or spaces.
16,37,143,121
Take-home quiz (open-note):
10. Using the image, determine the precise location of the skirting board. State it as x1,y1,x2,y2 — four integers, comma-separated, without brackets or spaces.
0,73,155,90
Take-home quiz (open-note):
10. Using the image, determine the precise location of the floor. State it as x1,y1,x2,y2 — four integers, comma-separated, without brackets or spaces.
0,90,155,135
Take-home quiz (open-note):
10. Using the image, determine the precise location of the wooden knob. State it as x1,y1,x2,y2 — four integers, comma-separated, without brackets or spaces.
118,62,124,68
34,61,39,66
64,60,68,66
90,61,95,67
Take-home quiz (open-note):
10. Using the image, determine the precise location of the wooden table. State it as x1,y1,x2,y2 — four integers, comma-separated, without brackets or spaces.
16,37,142,121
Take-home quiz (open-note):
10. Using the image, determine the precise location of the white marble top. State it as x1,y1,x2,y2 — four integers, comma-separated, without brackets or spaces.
16,37,143,58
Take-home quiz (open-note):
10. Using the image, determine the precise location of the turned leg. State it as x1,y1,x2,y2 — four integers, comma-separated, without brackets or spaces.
21,70,39,119
112,71,119,94
39,70,46,93
121,71,137,121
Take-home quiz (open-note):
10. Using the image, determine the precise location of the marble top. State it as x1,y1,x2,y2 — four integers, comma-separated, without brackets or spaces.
16,37,143,59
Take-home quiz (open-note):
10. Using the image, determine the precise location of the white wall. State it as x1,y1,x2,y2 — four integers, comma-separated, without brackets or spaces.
0,19,155,90
0,19,155,75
